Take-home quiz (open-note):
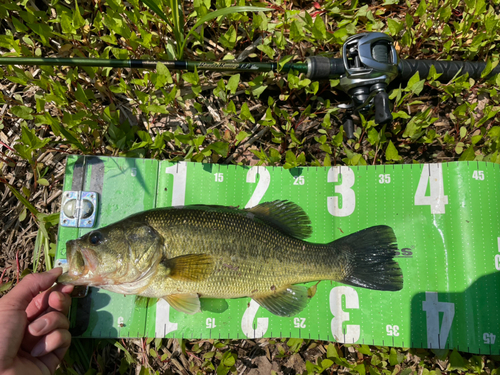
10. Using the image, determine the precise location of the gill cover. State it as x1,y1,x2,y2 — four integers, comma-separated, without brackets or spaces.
123,222,164,273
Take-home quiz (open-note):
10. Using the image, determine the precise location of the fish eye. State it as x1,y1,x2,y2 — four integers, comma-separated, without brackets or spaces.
89,231,104,245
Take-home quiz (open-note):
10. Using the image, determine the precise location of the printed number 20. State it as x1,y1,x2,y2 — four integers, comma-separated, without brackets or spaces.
328,167,355,217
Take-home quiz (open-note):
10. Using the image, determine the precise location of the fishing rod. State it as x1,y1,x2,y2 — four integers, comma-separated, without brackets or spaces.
1,32,499,138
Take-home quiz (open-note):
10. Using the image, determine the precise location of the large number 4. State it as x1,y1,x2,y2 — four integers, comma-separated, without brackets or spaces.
422,292,455,349
414,164,448,214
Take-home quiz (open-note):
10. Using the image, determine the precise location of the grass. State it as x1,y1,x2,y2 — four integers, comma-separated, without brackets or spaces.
1,0,500,373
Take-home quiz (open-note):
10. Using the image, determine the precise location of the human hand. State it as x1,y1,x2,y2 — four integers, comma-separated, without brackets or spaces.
0,267,74,375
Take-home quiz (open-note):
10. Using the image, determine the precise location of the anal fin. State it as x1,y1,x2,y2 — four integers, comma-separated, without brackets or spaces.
253,285,309,317
164,293,201,315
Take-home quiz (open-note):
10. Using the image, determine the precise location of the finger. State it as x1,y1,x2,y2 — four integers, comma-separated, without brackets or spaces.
48,288,73,316
0,268,62,313
28,311,70,337
37,346,71,375
30,328,71,358
26,281,73,321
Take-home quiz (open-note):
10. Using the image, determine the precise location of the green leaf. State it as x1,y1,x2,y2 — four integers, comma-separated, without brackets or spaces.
38,178,49,186
6,183,38,216
205,142,229,157
11,106,33,120
227,74,240,94
72,1,86,29
140,0,173,26
222,351,237,367
312,15,327,40
385,140,402,161
153,62,173,89
320,358,333,370
290,20,304,42
459,146,475,161
19,207,27,222
240,102,255,123
305,360,317,374
358,345,372,356
354,364,366,375
327,344,339,358
389,347,404,365
235,131,248,144
415,0,427,16
387,18,404,35
256,44,275,59
27,23,53,46
0,282,13,293
181,6,270,59
219,25,237,50
12,16,29,33
367,127,380,146
216,364,230,375
168,0,185,58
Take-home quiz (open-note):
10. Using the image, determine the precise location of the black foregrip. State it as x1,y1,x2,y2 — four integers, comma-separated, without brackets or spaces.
306,56,345,79
398,59,500,81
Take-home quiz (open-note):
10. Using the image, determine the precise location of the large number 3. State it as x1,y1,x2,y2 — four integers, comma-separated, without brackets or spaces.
327,167,356,217
330,286,360,343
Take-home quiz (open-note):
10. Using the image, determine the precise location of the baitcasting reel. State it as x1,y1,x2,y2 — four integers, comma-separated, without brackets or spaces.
307,32,399,138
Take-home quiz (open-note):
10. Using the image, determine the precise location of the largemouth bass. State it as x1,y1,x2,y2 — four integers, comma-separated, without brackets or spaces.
58,200,403,317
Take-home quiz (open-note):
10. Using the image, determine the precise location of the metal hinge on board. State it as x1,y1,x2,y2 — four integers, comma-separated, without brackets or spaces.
60,191,98,228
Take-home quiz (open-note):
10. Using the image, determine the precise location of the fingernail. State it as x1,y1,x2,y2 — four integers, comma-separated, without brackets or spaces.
29,318,47,335
31,341,46,357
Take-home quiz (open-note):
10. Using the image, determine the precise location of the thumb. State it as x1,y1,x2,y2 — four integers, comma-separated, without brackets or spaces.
0,268,62,312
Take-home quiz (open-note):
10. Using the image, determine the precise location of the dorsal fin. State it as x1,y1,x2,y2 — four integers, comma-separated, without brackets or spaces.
246,200,312,240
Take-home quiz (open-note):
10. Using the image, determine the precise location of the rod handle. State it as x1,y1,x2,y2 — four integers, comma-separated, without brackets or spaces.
398,59,500,81
306,56,345,80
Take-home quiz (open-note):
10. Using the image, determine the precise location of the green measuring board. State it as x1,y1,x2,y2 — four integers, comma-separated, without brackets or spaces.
56,156,500,354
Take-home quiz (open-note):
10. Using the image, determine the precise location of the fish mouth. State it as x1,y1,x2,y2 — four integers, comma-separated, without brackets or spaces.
57,240,99,284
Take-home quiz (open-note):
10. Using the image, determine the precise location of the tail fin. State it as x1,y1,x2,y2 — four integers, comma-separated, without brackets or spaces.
333,225,403,291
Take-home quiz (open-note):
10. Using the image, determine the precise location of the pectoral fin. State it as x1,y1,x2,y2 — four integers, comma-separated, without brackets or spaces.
164,293,201,315
163,254,214,282
252,285,309,317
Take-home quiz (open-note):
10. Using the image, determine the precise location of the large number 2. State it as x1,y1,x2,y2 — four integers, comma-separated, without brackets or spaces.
245,166,271,209
156,162,189,336
415,164,448,214
241,167,271,337
330,286,360,343
327,167,355,217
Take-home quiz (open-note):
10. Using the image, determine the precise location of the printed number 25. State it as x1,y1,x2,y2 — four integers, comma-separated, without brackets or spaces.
328,167,355,217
